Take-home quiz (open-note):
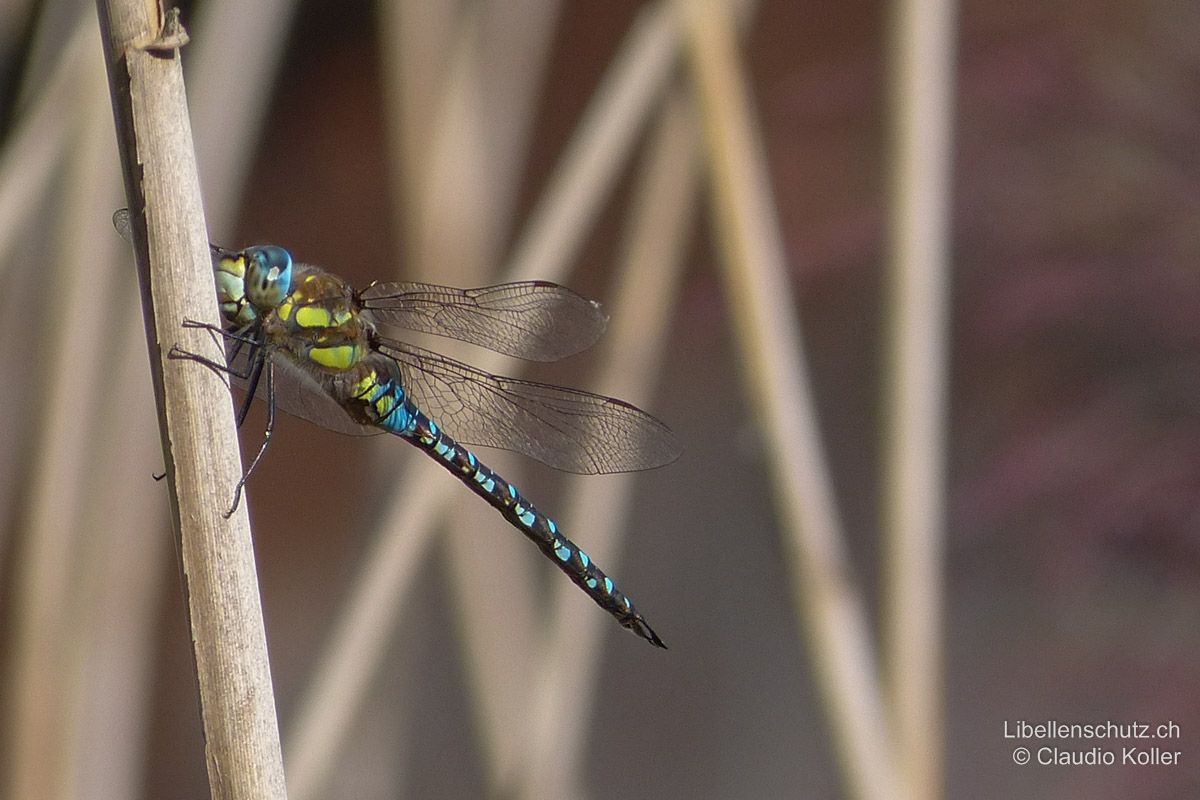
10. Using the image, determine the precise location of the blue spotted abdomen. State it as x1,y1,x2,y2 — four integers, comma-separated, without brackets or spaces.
407,410,664,647
337,362,664,647
341,362,417,434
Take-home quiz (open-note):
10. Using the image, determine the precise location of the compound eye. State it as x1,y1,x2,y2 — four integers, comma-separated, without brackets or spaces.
245,245,294,308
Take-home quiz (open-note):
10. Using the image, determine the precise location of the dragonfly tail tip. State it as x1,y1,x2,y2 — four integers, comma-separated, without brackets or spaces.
629,615,667,649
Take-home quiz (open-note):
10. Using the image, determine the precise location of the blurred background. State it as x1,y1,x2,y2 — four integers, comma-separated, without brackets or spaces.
2,0,1199,798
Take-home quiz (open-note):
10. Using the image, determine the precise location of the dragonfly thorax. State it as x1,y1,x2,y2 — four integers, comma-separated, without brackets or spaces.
268,270,372,372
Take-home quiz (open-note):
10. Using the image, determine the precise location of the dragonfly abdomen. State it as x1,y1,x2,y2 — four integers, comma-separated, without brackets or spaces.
405,409,666,648
339,365,418,434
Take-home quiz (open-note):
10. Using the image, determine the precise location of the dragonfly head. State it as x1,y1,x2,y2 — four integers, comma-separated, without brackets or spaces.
243,245,294,312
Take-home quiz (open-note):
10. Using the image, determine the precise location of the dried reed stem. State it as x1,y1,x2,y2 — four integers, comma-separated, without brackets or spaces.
674,0,906,797
519,86,700,800
882,1,956,797
96,3,285,797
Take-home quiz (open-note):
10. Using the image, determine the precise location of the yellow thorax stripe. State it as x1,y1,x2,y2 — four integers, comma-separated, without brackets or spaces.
309,343,362,370
291,305,353,329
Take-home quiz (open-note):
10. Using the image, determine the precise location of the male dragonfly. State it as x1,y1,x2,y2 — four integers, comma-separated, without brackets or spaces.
115,210,679,647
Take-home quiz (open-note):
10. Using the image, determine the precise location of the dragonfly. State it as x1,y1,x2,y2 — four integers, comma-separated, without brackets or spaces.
114,210,679,647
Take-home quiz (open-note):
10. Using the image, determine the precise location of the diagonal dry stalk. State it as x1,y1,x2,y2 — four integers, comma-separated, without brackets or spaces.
674,0,916,798
95,2,286,798
189,0,301,231
283,4,696,797
379,3,565,792
0,9,182,798
518,85,701,800
0,20,106,798
4,1,957,796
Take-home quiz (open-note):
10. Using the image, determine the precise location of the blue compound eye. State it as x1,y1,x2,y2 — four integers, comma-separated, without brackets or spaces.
244,245,293,309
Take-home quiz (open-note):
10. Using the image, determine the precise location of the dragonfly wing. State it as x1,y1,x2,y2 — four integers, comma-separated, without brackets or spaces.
113,208,133,242
359,280,607,362
375,339,680,474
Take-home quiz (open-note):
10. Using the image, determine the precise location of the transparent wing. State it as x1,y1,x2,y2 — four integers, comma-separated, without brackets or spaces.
374,338,681,474
358,280,607,362
113,208,132,241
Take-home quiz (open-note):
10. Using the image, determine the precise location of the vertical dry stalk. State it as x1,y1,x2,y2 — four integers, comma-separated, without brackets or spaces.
95,2,286,798
882,1,956,798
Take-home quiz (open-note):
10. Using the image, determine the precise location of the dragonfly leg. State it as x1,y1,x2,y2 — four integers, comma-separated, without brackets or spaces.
224,358,276,518
166,343,231,382
235,351,265,428
170,321,265,430
181,317,256,344
169,319,263,382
